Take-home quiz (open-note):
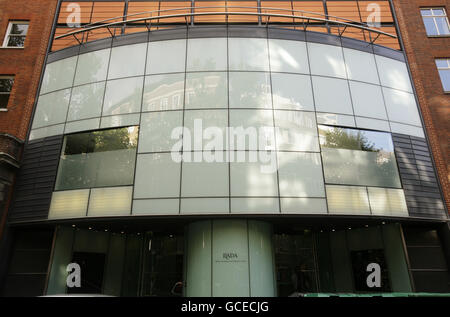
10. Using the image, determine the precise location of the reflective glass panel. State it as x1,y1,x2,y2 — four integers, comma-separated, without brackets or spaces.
55,127,138,190
319,125,401,188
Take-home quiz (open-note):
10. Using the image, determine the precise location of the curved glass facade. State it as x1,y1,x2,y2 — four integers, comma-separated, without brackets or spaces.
29,33,426,219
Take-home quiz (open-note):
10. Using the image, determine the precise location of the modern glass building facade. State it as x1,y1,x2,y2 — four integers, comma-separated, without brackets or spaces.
1,1,449,296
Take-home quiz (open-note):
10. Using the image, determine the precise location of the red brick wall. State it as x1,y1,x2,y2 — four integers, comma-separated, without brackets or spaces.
0,0,58,142
392,0,450,212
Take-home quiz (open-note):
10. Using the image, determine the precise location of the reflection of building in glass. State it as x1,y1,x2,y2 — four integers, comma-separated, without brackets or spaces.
0,0,449,297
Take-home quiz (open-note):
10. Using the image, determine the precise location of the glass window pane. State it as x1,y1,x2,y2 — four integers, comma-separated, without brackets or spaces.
422,17,438,35
0,78,14,92
349,81,388,120
186,38,227,72
268,39,309,74
103,77,143,115
231,198,279,214
0,94,10,109
375,55,412,92
138,111,183,153
228,38,270,71
87,186,133,217
343,48,379,85
271,73,314,111
185,72,228,109
40,57,77,94
143,73,185,111
74,49,110,86
48,189,90,219
431,8,445,16
326,185,371,215
435,17,450,35
229,72,272,109
108,43,147,79
32,89,71,129
308,43,346,78
277,152,325,197
312,76,353,115
147,39,186,75
67,82,105,121
435,59,448,68
7,36,25,47
10,23,28,35
382,87,421,126
319,126,401,188
274,110,319,152
420,9,432,16
134,153,181,198
438,69,450,91
55,127,138,190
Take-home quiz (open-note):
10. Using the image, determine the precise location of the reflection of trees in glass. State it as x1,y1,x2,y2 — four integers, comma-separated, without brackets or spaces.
320,127,377,152
319,126,401,188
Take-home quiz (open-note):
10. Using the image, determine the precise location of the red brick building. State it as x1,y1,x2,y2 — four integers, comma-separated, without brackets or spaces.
392,0,450,212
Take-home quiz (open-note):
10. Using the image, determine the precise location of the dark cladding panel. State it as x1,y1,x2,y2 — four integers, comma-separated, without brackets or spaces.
392,133,447,219
8,135,63,222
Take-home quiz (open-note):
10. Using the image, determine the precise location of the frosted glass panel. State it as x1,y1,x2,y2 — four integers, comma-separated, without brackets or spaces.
228,38,269,71
271,73,314,111
181,198,229,214
185,221,212,296
349,81,387,120
187,38,227,71
274,110,319,152
248,221,276,297
312,76,353,115
103,77,143,115
134,153,180,198
132,199,179,215
212,220,250,296
183,109,228,151
231,198,279,214
229,110,274,150
139,111,183,153
143,73,184,111
375,55,412,92
319,126,401,188
277,152,325,197
185,72,228,109
326,185,370,215
108,43,146,79
316,112,355,127
147,39,186,74
280,198,327,214
74,49,110,86
368,187,408,216
308,43,346,78
41,56,77,94
48,189,89,219
64,118,100,134
29,124,65,141
32,89,71,129
344,48,379,84
229,72,272,109
67,82,105,121
390,122,425,138
100,113,140,129
355,117,390,132
88,186,132,216
230,151,278,196
383,88,421,126
55,127,138,190
269,39,309,74
321,148,400,188
181,159,229,197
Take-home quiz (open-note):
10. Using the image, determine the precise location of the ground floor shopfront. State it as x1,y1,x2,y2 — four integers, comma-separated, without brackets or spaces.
2,218,450,296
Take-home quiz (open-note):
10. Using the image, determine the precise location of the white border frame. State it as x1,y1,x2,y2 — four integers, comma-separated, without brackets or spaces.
2,21,29,48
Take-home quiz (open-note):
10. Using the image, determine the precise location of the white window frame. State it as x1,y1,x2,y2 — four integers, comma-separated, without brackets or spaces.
436,58,450,93
2,21,29,48
0,75,15,111
420,7,450,36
